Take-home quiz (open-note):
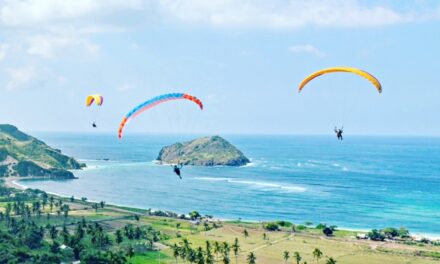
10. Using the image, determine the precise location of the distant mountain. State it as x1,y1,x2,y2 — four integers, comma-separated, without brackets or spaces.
0,124,84,178
157,135,250,166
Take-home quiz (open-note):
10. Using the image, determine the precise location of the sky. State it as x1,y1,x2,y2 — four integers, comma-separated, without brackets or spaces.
0,0,440,136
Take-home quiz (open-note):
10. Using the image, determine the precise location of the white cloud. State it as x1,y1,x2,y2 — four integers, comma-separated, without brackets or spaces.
289,44,326,58
117,83,134,92
155,0,416,28
0,44,8,60
0,0,143,27
26,33,100,59
130,42,139,50
5,66,36,90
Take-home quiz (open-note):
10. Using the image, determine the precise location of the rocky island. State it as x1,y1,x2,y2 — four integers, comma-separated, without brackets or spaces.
0,124,84,179
157,135,250,166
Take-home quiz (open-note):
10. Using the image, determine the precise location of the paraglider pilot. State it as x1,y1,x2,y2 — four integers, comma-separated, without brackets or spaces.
92,122,97,128
173,164,184,179
334,126,343,141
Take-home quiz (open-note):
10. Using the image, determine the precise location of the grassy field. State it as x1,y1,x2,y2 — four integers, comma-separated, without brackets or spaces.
0,185,439,263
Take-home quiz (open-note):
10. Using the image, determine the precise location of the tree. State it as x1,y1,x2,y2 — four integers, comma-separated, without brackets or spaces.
326,257,337,264
50,241,60,254
214,241,221,261
115,230,123,244
243,229,249,238
100,201,105,209
368,229,385,241
293,251,302,264
313,248,323,264
205,240,214,264
49,226,58,240
92,203,99,213
382,227,399,239
196,246,205,264
49,196,54,212
70,196,75,202
398,227,410,238
108,251,127,264
247,252,256,264
283,251,290,264
264,222,279,231
126,245,135,260
172,243,180,264
189,211,201,220
204,221,210,234
323,227,333,237
232,238,240,264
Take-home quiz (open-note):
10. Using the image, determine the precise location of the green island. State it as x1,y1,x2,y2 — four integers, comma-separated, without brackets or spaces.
157,136,250,166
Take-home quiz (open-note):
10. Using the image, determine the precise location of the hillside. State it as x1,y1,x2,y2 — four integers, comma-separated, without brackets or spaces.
0,124,83,178
157,135,250,166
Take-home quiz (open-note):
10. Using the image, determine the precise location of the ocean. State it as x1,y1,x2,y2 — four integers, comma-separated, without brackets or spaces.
21,133,440,237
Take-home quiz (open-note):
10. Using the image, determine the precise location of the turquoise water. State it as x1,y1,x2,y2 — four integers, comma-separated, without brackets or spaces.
22,133,440,236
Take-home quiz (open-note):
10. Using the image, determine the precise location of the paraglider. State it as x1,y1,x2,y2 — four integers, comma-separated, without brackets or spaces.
334,126,343,141
173,164,184,179
298,67,382,93
86,94,104,128
118,93,203,139
298,67,382,140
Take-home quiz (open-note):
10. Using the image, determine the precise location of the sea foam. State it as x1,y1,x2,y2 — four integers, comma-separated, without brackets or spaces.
194,177,306,193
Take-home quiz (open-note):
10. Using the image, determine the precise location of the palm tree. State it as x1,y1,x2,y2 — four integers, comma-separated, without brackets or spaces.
247,252,256,264
126,245,135,261
115,230,123,244
214,241,221,261
283,251,290,263
293,252,301,264
49,225,58,240
232,238,240,264
204,221,210,235
222,242,230,264
49,196,54,212
172,243,180,264
196,246,204,264
206,241,214,264
92,203,99,213
312,248,323,264
243,229,249,238
326,257,337,264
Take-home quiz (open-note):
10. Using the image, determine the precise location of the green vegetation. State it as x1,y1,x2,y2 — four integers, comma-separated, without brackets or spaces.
0,183,439,263
157,135,250,166
0,124,84,178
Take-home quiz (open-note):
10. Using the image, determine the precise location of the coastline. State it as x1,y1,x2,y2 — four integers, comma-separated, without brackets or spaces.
4,176,29,190
7,177,440,241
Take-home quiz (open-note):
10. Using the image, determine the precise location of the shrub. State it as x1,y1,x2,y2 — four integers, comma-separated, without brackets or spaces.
368,229,385,241
264,222,280,231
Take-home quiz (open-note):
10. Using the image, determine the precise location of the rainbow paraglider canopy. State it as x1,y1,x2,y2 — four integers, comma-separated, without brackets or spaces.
118,93,203,139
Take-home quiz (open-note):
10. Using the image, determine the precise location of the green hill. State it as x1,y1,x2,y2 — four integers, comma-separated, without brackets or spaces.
0,124,83,178
157,135,250,166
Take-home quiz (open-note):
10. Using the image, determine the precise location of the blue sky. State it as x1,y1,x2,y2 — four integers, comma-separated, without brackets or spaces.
0,0,439,136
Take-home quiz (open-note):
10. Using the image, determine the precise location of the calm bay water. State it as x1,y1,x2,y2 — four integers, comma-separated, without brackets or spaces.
22,133,440,236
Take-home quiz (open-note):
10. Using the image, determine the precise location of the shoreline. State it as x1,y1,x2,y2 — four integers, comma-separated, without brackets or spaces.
7,177,440,241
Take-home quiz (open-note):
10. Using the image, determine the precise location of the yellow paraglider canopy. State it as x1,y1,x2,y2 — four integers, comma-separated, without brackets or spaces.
298,67,382,93
86,94,104,106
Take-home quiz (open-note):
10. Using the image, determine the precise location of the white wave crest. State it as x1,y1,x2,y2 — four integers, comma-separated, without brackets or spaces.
194,177,306,193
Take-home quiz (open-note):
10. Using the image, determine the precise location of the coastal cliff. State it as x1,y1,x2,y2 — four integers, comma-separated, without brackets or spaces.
0,124,84,179
157,135,250,166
